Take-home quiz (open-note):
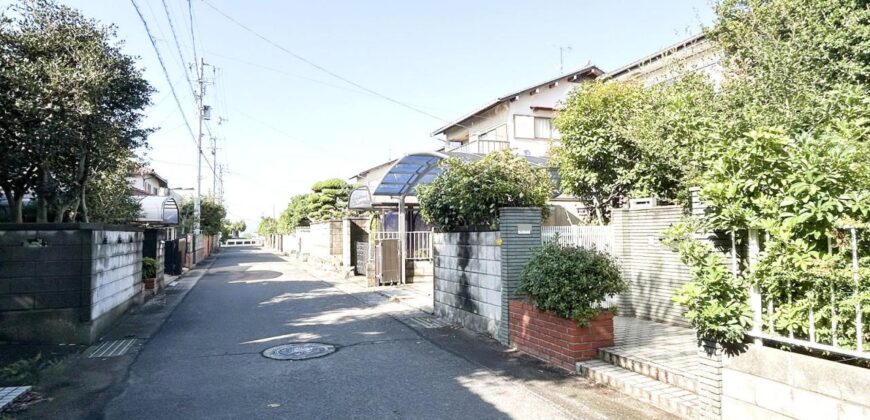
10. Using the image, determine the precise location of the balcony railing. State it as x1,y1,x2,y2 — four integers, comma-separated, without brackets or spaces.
449,139,510,154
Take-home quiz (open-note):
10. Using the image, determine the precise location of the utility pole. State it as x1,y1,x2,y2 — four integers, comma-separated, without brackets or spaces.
193,57,206,265
211,136,217,196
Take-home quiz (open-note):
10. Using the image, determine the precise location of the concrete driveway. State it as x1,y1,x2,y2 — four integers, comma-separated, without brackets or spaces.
92,247,671,419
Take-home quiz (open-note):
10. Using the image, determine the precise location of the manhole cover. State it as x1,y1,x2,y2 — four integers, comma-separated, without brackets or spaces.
262,343,336,360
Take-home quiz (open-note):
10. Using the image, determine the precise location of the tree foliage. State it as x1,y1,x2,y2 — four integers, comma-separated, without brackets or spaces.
552,76,718,223
274,178,354,234
551,81,649,224
257,217,278,236
417,150,552,231
659,0,870,346
84,158,142,224
0,0,152,223
180,198,226,236
308,178,352,222
220,219,246,239
278,194,314,233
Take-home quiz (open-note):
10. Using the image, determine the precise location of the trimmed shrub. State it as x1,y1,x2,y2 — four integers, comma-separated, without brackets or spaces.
518,240,625,325
142,257,158,279
417,150,552,231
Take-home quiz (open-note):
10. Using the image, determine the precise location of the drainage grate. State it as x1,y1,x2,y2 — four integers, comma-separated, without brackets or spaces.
404,317,452,329
87,338,138,358
0,386,30,411
262,343,336,361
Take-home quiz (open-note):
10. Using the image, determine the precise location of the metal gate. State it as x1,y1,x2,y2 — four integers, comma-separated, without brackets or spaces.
354,241,369,276
376,239,401,285
164,239,182,275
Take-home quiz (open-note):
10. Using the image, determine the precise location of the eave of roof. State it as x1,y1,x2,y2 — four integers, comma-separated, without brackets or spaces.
431,64,603,136
602,33,707,80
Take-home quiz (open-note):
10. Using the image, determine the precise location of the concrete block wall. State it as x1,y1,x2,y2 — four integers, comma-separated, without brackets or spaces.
308,221,342,266
433,231,502,337
90,230,143,320
0,224,144,344
719,345,870,419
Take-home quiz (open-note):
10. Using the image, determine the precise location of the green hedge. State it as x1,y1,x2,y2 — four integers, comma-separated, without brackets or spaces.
417,150,552,231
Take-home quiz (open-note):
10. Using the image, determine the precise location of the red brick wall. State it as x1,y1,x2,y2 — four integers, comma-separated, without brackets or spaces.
508,300,614,371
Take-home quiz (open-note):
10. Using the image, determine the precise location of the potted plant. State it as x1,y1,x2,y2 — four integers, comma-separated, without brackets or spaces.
511,240,626,370
142,257,158,290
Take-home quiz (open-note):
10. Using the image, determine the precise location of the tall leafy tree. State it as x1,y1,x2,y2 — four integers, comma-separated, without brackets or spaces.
257,217,278,236
0,0,152,222
551,81,654,224
180,198,226,236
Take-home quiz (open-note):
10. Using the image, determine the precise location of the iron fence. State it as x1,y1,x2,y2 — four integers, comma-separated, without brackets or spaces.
739,228,868,359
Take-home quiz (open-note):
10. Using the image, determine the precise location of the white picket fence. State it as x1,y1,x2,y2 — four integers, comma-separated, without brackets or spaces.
541,225,614,254
374,231,433,260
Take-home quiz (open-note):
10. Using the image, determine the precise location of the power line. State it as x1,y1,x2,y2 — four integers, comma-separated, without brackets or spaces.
130,0,216,172
203,49,372,96
161,0,196,97
130,0,196,145
187,0,198,64
200,0,454,124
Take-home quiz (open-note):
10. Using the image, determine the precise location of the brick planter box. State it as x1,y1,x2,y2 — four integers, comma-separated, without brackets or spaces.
508,300,614,371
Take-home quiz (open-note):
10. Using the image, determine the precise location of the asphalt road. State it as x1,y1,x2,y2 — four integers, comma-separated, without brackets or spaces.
96,248,568,419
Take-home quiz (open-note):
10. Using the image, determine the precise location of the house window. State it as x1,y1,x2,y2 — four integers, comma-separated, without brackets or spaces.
513,115,535,138
534,117,553,139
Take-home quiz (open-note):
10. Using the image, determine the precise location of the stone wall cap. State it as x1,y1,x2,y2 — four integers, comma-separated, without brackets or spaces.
0,223,144,232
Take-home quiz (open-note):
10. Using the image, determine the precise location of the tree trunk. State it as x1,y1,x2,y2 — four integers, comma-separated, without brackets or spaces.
36,169,49,223
37,196,48,223
591,195,605,225
80,184,89,223
11,197,23,223
1,185,23,223
53,204,66,223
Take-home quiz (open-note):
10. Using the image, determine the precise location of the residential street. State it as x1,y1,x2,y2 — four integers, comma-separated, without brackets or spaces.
27,247,669,420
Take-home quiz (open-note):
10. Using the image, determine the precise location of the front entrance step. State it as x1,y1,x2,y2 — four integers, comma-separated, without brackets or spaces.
577,360,697,419
599,347,699,393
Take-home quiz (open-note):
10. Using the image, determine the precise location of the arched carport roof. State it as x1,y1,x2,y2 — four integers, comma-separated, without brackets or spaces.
135,196,179,226
348,151,552,210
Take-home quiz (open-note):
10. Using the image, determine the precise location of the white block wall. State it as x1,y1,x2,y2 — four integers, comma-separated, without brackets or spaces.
90,230,143,320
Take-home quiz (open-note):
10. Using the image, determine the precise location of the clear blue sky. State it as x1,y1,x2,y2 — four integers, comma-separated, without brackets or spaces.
9,0,715,230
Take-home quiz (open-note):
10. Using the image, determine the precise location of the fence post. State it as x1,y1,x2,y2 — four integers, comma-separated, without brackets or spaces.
697,340,725,420
498,208,542,346
852,228,863,353
748,229,763,345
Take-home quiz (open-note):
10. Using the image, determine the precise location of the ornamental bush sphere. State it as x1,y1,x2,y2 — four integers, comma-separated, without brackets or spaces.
518,241,626,325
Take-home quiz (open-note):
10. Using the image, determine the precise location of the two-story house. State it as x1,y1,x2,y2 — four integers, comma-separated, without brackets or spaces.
431,65,603,157
129,166,170,196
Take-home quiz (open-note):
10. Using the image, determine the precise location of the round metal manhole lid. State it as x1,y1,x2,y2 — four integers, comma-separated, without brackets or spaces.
262,343,336,361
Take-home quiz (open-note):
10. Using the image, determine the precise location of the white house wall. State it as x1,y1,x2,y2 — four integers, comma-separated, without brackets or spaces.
443,103,510,143
506,81,576,157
